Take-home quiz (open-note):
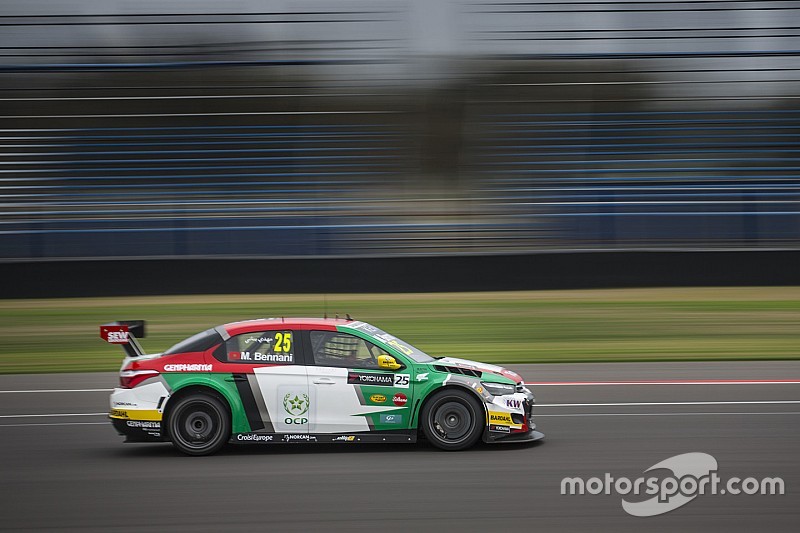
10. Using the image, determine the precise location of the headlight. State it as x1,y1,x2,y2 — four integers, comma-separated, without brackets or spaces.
481,381,516,396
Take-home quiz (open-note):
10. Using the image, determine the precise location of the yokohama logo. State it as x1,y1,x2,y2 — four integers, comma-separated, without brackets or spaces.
347,372,393,386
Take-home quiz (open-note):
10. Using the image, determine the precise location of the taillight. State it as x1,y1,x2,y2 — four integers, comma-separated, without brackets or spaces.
120,369,159,389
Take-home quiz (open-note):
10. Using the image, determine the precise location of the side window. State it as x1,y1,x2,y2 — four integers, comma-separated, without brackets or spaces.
220,330,295,364
310,330,389,370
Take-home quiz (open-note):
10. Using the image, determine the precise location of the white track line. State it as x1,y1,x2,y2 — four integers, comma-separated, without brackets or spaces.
0,422,109,428
3,413,800,427
525,380,800,386
538,400,800,407
3,380,799,394
0,413,106,418
538,411,800,417
0,389,112,394
3,400,798,420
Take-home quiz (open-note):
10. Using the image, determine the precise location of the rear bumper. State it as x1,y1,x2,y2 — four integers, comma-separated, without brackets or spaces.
110,416,166,442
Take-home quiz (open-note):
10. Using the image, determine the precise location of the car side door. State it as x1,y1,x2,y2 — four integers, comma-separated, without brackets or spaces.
214,329,309,436
304,330,413,437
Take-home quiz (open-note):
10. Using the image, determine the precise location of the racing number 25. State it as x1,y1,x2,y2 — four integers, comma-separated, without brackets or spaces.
274,332,292,353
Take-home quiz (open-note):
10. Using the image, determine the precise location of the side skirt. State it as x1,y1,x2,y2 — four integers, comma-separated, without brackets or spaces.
231,431,417,445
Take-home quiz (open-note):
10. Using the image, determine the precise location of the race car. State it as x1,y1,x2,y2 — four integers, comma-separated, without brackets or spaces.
102,317,544,455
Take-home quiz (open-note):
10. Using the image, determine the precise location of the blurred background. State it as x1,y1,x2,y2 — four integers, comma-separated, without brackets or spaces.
5,0,800,368
2,8,799,530
2,0,799,264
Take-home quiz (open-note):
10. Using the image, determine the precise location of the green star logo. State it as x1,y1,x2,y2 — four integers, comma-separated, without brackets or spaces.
283,393,309,416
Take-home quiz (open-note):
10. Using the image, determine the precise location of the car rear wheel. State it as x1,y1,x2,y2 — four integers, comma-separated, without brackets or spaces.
421,389,484,451
167,394,230,456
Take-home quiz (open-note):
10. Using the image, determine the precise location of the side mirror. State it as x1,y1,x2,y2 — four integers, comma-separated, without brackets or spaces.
377,355,403,370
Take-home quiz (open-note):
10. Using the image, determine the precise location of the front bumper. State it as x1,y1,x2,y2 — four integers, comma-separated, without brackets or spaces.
484,389,544,443
488,428,545,444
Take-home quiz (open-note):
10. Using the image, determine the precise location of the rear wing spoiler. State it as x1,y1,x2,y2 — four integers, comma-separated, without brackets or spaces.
100,321,146,358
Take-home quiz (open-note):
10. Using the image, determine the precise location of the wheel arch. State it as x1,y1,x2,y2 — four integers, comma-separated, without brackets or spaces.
415,383,488,432
162,383,233,439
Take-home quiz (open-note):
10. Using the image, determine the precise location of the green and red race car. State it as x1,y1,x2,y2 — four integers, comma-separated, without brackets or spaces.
102,317,544,455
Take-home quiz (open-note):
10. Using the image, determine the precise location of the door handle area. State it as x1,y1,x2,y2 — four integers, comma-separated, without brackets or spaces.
312,377,336,385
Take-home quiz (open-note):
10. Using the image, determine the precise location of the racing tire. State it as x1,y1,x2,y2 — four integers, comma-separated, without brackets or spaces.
167,393,231,456
421,389,484,451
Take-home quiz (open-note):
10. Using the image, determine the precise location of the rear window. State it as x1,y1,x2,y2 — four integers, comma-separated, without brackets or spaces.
163,328,223,355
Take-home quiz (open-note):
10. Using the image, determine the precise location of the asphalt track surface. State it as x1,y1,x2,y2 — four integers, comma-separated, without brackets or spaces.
1,362,798,532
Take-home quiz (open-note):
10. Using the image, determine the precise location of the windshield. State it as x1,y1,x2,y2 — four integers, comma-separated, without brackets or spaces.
345,322,436,363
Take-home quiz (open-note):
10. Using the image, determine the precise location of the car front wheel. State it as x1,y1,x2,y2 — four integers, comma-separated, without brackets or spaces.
421,389,484,451
167,393,230,456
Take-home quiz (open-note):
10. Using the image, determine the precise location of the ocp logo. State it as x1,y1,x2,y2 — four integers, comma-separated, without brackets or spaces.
283,393,309,415
283,392,309,425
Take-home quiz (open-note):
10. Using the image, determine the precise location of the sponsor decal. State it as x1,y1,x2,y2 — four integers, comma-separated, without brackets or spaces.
416,372,429,382
488,411,514,425
282,434,317,442
109,409,162,421
112,401,136,407
334,435,356,442
126,420,160,428
370,394,387,404
163,364,212,372
283,393,309,425
348,372,394,387
237,434,274,442
380,414,403,425
505,399,522,409
100,325,129,344
392,393,408,407
387,339,413,356
351,322,378,333
107,331,129,343
489,424,511,433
